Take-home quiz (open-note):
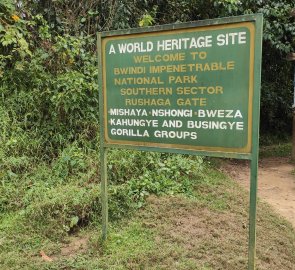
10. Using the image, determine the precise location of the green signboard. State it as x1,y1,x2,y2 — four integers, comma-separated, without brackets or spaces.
98,14,263,270
101,21,257,155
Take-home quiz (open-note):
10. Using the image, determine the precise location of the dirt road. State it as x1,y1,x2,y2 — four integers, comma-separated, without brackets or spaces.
223,157,295,227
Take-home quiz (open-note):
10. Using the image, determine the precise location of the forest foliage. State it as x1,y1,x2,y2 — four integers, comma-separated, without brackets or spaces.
0,0,295,236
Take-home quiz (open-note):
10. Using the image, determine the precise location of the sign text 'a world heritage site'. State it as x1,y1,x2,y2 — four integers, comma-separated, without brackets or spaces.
101,21,255,154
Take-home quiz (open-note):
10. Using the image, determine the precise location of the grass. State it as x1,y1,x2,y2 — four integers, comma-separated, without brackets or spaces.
259,142,291,158
0,167,294,270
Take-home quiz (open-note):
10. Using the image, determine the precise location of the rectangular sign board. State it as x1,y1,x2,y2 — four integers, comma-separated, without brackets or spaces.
99,15,262,158
98,15,263,269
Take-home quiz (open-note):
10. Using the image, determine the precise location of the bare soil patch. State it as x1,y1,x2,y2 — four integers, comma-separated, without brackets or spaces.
50,235,89,261
60,236,88,257
222,157,295,227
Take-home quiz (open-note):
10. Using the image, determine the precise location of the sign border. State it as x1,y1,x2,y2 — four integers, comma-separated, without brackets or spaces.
102,22,255,154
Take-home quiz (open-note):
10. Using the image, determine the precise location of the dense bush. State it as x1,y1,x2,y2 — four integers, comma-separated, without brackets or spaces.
0,0,294,237
2,1,294,139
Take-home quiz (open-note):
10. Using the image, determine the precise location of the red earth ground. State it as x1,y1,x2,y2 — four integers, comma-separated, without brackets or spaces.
223,157,295,227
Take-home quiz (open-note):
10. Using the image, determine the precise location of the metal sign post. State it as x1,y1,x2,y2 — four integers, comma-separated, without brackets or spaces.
286,53,295,160
98,14,263,269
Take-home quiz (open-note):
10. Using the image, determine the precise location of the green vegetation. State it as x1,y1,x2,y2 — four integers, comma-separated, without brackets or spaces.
1,1,295,269
259,142,292,158
1,167,294,269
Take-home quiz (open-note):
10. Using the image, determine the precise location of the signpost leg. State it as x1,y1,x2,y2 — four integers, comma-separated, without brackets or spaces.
292,67,295,160
101,147,108,241
248,153,258,270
